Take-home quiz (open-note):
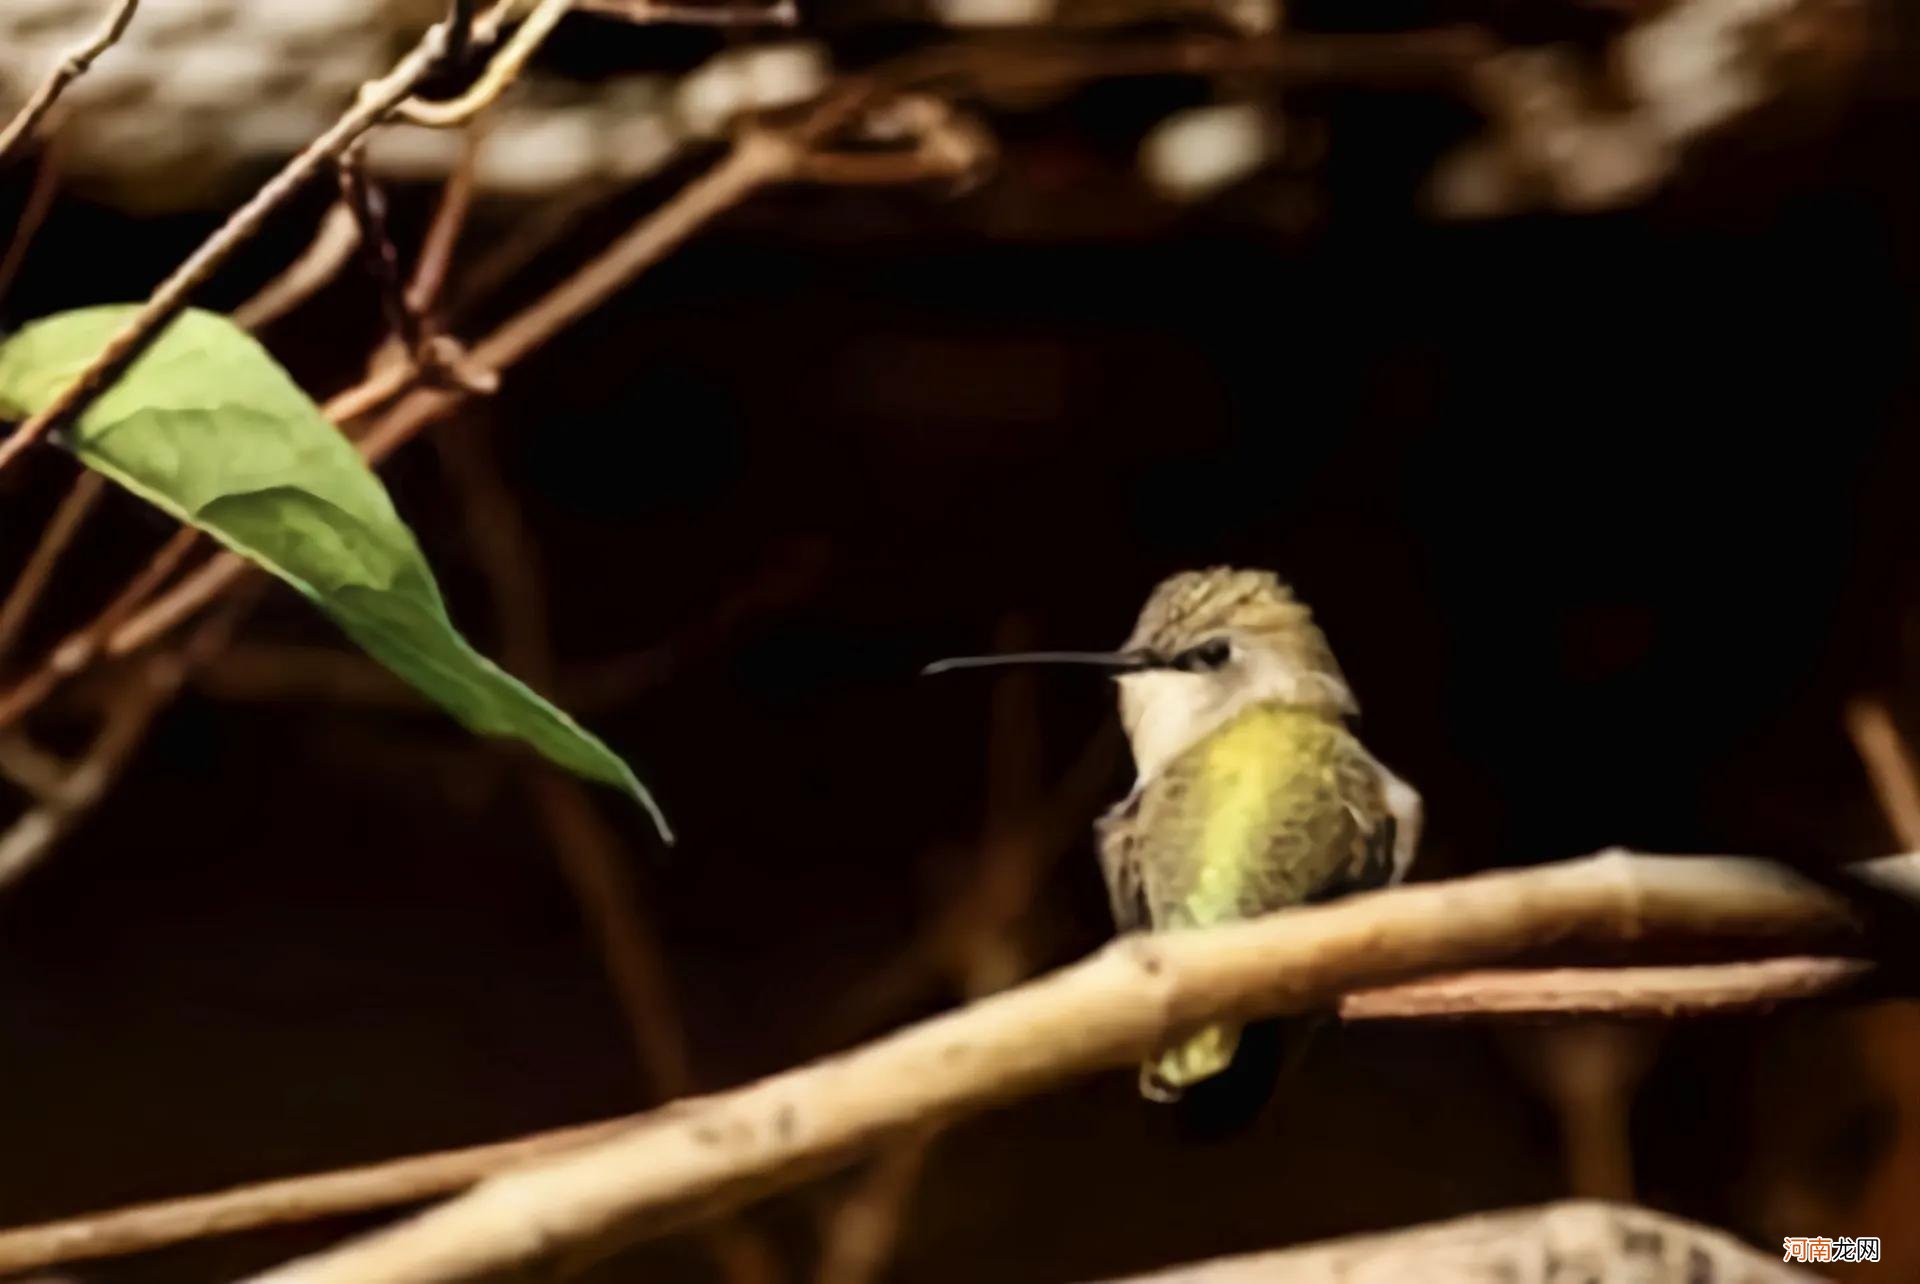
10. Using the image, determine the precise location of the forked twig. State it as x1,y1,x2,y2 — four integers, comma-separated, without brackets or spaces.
0,0,142,164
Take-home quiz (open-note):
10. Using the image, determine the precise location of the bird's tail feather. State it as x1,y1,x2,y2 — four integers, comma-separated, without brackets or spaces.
1140,1023,1242,1102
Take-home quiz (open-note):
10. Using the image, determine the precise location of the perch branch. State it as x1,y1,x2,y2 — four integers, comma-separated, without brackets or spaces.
1092,1200,1813,1283
0,0,141,164
243,851,1881,1284
0,852,1899,1278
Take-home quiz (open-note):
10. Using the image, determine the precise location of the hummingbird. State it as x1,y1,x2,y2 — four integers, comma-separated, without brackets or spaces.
928,568,1422,1101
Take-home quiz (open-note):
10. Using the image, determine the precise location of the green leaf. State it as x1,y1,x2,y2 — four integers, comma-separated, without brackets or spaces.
0,306,671,842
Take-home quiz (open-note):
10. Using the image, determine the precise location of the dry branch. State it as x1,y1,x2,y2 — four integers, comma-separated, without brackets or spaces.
1847,698,1920,851
0,131,66,310
1093,1200,1812,1283
0,0,141,164
0,22,457,474
0,852,1897,1279
242,851,1880,1284
397,0,578,129
1338,956,1874,1020
230,203,363,332
0,473,105,668
0,1117,639,1277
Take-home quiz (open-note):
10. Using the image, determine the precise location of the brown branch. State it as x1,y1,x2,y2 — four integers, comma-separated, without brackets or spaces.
0,0,141,164
396,0,579,129
0,128,66,310
339,145,432,363
1093,1200,1814,1283
813,1129,938,1284
0,17,458,475
0,852,1897,1279
575,0,799,23
1340,956,1874,1020
241,851,1885,1284
0,472,106,667
230,202,363,332
1846,697,1920,851
406,129,486,319
0,589,255,889
0,1116,641,1278
90,124,819,661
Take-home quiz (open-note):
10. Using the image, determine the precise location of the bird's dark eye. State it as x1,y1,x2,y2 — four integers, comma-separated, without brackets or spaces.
1176,638,1232,671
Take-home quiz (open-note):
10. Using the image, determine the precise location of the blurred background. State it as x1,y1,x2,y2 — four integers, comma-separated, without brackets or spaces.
2,0,1919,1279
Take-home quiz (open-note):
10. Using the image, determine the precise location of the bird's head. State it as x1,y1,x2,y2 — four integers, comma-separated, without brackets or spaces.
924,567,1354,783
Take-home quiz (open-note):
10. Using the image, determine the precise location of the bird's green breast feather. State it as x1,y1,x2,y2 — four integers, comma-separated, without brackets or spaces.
1140,704,1384,927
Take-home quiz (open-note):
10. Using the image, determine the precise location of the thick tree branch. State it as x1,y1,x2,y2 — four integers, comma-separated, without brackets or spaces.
241,851,1883,1284
1092,1200,1813,1283
0,852,1898,1278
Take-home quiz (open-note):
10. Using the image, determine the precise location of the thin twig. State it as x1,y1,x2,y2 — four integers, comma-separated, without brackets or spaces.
0,523,200,733
0,588,255,890
0,0,141,164
407,128,486,318
0,128,66,310
231,202,363,332
242,851,1889,1284
96,126,814,660
813,1129,937,1284
0,472,105,667
396,0,578,129
0,852,1897,1278
0,19,455,475
446,185,612,317
1846,697,1920,851
339,145,430,361
575,0,799,23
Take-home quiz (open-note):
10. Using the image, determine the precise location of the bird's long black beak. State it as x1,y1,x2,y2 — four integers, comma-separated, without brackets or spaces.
921,649,1162,677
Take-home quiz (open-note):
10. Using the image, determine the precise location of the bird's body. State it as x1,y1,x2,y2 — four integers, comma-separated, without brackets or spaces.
925,565,1420,1102
1095,569,1421,1100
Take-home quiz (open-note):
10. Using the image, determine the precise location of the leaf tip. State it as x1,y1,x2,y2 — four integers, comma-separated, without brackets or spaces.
627,775,675,847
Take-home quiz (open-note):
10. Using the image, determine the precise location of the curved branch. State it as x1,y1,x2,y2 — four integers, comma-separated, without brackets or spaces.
244,851,1880,1284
